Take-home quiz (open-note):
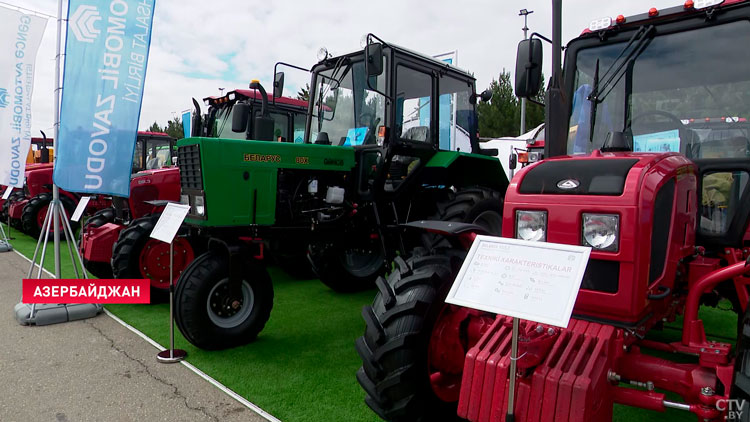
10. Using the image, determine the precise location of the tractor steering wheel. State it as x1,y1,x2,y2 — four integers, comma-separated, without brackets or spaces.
628,110,696,156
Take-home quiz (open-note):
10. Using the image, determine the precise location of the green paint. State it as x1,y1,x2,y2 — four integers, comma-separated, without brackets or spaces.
178,137,355,226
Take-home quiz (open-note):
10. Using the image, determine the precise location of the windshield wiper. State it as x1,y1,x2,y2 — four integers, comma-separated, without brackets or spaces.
588,25,656,144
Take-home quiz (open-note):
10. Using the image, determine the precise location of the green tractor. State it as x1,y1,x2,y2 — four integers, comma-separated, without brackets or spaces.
174,35,510,350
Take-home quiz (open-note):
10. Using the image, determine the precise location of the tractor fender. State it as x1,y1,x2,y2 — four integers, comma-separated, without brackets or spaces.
403,220,487,249
206,237,261,290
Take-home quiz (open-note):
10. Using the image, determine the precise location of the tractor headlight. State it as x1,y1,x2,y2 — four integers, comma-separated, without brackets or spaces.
516,210,547,242
193,195,205,216
582,213,619,252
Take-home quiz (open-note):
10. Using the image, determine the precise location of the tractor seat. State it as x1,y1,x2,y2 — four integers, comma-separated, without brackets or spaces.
402,126,429,143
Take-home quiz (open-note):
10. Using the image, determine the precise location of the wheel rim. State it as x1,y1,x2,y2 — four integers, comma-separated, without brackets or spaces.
206,279,254,329
37,203,66,233
139,237,195,289
472,210,503,235
340,243,383,278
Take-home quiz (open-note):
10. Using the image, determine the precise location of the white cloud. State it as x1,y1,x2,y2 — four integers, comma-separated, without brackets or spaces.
20,0,683,136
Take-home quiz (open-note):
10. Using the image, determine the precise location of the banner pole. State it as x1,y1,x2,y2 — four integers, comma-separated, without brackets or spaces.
52,0,64,279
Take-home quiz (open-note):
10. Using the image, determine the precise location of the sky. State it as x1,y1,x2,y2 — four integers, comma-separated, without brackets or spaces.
17,0,686,137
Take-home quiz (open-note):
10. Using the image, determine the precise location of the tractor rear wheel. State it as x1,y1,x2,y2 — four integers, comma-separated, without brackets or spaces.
356,247,490,421
21,193,78,239
111,213,196,302
81,207,116,279
731,305,750,421
423,187,503,250
174,250,274,350
308,237,385,292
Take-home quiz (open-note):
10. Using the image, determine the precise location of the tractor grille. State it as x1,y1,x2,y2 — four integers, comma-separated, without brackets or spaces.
580,259,620,293
178,144,203,190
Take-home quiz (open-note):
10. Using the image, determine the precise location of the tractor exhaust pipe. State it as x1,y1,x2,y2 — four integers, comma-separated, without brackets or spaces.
545,0,568,159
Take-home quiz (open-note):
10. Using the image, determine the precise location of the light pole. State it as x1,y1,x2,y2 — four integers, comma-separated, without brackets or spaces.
519,9,534,136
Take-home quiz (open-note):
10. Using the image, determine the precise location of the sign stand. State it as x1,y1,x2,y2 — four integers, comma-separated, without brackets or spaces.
151,202,190,364
445,235,591,420
506,317,519,422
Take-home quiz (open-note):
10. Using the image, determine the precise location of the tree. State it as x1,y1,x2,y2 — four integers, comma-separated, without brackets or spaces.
148,121,162,132
164,117,184,139
297,83,310,102
477,70,545,138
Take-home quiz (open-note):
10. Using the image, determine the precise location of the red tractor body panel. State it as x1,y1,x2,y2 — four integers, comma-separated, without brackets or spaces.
9,199,28,220
81,222,124,262
129,167,180,220
502,152,697,325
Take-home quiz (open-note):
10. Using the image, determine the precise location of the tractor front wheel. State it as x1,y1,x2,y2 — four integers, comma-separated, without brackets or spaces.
112,213,196,301
356,248,491,421
21,193,78,239
423,187,503,250
0,191,23,221
174,250,274,350
308,238,385,292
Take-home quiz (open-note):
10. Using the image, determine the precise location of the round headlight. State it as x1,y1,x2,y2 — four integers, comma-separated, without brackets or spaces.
516,210,547,242
582,213,619,251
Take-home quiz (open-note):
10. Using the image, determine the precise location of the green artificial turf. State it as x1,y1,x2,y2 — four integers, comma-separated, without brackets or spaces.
3,221,739,422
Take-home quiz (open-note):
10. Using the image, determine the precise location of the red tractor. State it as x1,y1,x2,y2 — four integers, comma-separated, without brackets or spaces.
356,1,750,421
80,89,308,300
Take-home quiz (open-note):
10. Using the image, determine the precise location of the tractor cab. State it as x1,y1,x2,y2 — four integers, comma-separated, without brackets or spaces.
307,36,493,197
557,1,750,254
195,89,308,143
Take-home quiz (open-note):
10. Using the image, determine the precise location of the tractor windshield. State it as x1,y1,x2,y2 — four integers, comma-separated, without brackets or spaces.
568,19,750,159
213,104,247,140
308,58,386,146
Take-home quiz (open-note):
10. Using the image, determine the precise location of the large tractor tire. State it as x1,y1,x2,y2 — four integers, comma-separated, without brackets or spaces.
731,305,750,421
21,193,79,239
356,248,490,421
423,187,504,250
81,207,116,279
174,250,274,350
308,236,385,292
112,213,197,302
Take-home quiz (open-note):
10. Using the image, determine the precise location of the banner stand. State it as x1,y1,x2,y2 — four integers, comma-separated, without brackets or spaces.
0,219,11,252
15,191,102,326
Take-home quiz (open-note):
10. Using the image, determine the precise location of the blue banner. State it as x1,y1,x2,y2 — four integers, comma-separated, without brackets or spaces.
53,0,156,197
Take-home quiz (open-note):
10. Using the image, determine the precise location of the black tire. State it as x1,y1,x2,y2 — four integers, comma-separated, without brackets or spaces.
731,305,750,422
308,237,385,292
423,187,503,250
174,250,274,350
81,207,116,279
356,248,470,422
21,193,79,239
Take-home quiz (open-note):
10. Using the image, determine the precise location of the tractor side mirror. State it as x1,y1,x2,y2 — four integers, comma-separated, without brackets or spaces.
232,102,250,133
365,42,384,77
273,72,285,98
509,153,518,170
514,38,543,98
480,89,493,103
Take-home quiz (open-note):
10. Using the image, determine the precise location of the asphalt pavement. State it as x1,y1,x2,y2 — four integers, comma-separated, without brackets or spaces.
0,249,274,422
